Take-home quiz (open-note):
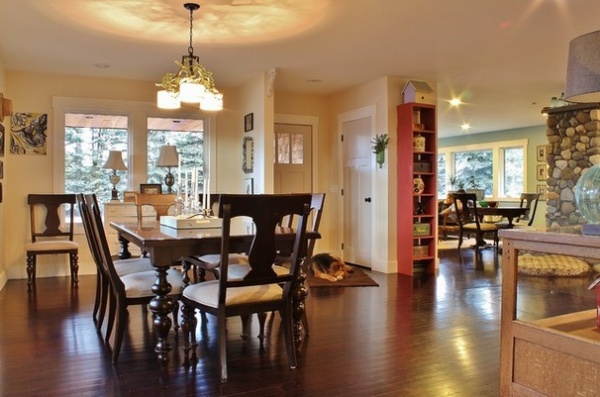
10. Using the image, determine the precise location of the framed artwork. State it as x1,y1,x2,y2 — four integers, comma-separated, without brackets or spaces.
0,160,3,179
536,164,547,181
242,137,254,174
536,145,546,162
0,182,2,203
10,112,48,155
537,185,548,201
244,113,254,132
140,183,162,194
123,191,136,202
0,122,4,157
244,177,254,194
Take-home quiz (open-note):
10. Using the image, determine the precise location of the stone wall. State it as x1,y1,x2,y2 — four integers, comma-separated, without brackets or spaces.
545,104,600,226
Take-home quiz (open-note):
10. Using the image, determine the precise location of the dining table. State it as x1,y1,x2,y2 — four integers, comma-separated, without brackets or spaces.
110,219,318,364
475,206,528,228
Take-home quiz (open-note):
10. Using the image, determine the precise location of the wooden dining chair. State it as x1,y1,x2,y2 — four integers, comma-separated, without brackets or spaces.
453,192,499,250
79,193,184,363
26,194,79,290
180,193,311,383
133,193,176,221
76,194,154,336
495,192,541,229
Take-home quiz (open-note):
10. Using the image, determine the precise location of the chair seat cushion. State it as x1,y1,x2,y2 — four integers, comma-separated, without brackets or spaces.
463,223,497,232
183,280,283,308
192,253,249,269
121,268,184,298
25,240,79,252
114,257,154,276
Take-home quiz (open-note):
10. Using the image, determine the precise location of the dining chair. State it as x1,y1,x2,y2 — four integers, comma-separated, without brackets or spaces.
79,193,184,363
133,192,176,221
180,193,311,383
26,194,79,291
76,194,154,335
495,192,541,229
453,192,499,250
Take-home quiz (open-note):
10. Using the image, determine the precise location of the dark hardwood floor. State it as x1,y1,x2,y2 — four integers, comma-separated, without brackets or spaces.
0,247,596,396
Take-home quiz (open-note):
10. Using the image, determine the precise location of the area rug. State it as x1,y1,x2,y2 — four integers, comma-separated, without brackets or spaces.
306,266,379,287
517,252,592,277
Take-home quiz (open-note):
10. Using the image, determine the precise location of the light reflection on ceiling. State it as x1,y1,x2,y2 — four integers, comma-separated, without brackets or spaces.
34,0,329,44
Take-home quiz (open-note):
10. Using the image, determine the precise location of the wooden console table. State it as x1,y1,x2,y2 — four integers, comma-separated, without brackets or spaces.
499,227,600,396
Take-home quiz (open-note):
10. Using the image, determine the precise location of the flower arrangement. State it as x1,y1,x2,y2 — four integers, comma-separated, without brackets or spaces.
371,134,390,154
371,134,390,168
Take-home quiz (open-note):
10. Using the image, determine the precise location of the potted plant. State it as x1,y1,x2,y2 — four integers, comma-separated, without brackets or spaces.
371,133,390,168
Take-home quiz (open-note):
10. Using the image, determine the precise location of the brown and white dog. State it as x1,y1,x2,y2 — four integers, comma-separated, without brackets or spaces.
310,253,354,281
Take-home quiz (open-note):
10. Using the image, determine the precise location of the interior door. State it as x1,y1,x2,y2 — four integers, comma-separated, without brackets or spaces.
342,116,373,267
274,123,312,193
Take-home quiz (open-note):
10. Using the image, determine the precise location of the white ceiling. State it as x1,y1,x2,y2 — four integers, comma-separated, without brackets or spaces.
1,0,599,138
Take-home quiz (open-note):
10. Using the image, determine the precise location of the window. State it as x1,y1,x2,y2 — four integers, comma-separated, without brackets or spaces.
275,131,304,164
146,117,205,196
438,139,527,199
64,113,128,204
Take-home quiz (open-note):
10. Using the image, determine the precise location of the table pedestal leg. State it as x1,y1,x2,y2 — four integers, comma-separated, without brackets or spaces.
292,262,308,350
117,234,132,259
149,266,173,363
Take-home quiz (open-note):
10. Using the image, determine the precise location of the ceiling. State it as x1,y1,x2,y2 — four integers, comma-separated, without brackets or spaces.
1,0,600,138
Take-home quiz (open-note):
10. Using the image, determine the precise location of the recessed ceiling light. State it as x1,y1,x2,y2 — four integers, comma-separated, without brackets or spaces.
449,98,462,107
461,123,471,131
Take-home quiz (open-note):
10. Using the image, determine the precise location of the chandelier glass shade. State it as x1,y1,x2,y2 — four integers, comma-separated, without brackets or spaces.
156,3,223,111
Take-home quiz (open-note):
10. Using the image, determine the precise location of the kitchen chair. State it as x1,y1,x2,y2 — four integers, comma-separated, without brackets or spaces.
453,192,499,250
133,192,176,221
495,192,540,229
180,193,311,382
76,194,154,335
26,194,79,291
79,193,184,363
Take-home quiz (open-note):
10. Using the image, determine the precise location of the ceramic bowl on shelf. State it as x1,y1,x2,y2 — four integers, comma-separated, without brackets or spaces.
479,201,489,207
488,201,498,208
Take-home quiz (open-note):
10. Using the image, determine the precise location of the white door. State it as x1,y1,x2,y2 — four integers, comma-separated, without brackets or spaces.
274,123,312,193
342,116,373,267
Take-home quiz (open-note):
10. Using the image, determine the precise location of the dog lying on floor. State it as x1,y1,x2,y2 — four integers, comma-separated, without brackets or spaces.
310,253,354,281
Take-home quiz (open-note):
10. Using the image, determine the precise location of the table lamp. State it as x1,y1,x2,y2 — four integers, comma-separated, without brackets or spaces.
157,145,179,193
102,150,127,201
565,30,600,233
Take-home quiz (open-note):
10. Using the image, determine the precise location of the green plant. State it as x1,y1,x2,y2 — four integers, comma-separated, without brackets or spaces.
371,134,390,154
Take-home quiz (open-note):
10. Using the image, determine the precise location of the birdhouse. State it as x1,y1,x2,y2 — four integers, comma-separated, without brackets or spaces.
587,276,600,328
402,80,435,105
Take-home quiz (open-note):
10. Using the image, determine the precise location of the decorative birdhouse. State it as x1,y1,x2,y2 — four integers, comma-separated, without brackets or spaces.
402,80,435,105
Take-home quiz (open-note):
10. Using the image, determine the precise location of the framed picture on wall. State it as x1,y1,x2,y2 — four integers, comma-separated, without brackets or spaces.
244,113,254,132
536,145,546,162
536,164,548,181
537,185,548,201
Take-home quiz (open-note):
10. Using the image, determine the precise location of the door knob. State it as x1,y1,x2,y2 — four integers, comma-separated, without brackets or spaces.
364,197,372,203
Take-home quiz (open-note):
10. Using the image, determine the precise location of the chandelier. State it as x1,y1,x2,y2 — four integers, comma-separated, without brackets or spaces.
156,3,223,111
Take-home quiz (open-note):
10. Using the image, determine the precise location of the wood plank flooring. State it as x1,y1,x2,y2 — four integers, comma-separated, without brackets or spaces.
0,247,596,396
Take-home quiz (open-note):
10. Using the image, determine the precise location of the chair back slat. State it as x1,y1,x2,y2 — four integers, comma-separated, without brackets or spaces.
216,194,311,302
28,194,76,241
134,193,176,221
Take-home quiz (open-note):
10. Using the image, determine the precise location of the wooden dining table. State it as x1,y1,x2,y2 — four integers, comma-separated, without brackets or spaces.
475,206,528,228
110,219,318,364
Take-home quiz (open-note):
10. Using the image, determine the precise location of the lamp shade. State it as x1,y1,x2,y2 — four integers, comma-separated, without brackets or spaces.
102,150,127,170
157,145,179,167
564,30,600,103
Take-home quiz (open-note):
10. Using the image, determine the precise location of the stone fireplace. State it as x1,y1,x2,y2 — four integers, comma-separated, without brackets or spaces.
545,103,600,227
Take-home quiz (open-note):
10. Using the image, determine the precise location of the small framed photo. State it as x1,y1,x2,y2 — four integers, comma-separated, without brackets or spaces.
123,191,136,202
536,145,546,162
140,183,162,194
537,185,548,201
536,164,547,181
244,177,254,194
244,113,254,132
